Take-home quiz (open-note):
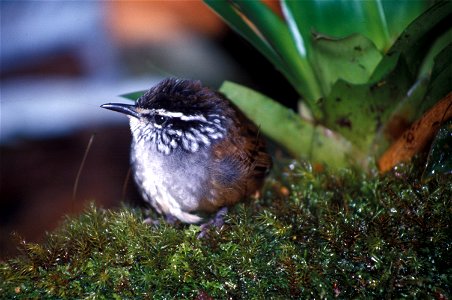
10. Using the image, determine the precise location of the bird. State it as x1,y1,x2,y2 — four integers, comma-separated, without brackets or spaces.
101,78,271,232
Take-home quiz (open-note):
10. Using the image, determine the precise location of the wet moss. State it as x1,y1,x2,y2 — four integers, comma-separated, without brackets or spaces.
1,160,451,298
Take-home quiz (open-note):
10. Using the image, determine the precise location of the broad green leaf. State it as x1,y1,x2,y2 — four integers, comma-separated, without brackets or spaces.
281,0,427,52
321,57,413,152
321,1,452,152
374,31,452,154
418,28,452,77
382,0,430,42
220,81,362,169
311,33,382,95
416,42,452,120
120,90,146,101
372,1,452,80
372,37,450,155
422,120,452,182
360,0,391,51
204,0,285,79
228,1,322,111
372,76,429,157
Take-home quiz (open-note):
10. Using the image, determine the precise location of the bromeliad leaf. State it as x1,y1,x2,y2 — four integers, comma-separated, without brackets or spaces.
416,42,452,120
281,0,427,52
374,42,451,154
371,1,451,81
205,0,323,118
372,76,429,156
320,2,452,153
232,0,322,104
321,57,414,152
220,81,360,168
204,0,284,76
383,0,430,41
311,33,382,96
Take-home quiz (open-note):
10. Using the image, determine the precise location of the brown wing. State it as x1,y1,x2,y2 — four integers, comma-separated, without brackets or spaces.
204,105,272,211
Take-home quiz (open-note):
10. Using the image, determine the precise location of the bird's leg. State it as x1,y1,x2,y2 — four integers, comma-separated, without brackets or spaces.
142,208,158,225
165,214,178,224
197,207,228,239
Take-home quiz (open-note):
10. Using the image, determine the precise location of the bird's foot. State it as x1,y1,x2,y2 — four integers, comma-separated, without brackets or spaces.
197,207,228,239
165,214,178,224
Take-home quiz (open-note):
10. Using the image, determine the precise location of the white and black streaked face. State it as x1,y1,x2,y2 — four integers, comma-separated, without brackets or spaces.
101,78,234,155
130,107,227,155
126,78,233,155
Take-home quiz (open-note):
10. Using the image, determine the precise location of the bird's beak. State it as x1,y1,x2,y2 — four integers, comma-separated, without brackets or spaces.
101,103,141,119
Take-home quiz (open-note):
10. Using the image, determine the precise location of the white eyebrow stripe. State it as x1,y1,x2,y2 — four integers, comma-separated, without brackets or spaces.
180,115,207,122
153,109,207,122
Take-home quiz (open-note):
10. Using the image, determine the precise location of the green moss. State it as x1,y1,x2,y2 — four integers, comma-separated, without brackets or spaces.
1,160,451,298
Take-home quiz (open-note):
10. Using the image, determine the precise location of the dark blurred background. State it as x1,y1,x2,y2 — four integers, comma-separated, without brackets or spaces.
0,1,297,259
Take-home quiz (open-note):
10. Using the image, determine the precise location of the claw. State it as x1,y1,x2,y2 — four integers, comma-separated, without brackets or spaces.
197,207,228,239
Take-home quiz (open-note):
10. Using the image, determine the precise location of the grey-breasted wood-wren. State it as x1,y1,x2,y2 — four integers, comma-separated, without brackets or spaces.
101,78,271,227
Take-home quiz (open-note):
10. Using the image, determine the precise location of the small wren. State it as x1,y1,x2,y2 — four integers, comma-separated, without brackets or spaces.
101,78,271,228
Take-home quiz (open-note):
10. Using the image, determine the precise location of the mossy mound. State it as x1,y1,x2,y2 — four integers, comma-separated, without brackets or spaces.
1,161,451,298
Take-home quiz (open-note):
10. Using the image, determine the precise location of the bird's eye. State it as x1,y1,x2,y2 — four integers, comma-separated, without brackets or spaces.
154,115,168,126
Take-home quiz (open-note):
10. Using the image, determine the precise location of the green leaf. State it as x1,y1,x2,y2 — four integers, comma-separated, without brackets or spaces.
360,0,391,51
281,0,424,52
373,1,452,80
373,41,451,155
418,27,452,77
205,0,323,117
220,81,362,169
370,3,452,154
119,90,146,101
372,76,429,156
321,1,452,152
422,120,452,182
416,42,452,120
382,0,430,42
204,0,284,76
230,1,322,106
311,33,382,95
321,57,414,152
